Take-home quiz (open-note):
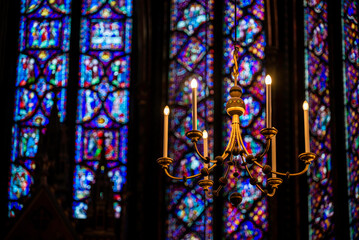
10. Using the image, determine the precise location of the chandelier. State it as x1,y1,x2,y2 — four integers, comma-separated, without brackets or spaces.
157,2,317,207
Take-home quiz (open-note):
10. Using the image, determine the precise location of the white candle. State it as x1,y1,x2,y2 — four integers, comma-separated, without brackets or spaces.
303,101,310,152
203,130,208,180
191,79,198,130
163,106,170,157
265,75,272,128
271,135,276,177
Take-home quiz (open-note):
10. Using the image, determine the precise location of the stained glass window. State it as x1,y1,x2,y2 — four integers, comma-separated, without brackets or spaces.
304,0,335,238
342,1,359,239
72,0,132,219
222,0,267,239
167,0,214,239
8,0,72,217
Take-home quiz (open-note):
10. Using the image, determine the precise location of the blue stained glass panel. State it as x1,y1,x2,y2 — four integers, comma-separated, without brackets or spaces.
73,0,132,219
8,0,72,217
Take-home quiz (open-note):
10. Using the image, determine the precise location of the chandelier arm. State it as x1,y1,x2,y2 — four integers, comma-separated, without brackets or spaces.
212,164,232,196
224,163,231,178
228,121,237,151
257,139,271,161
163,168,182,180
243,162,271,195
221,121,237,159
253,159,310,177
214,185,223,196
255,183,266,194
271,163,310,177
252,178,277,197
163,168,202,180
236,154,246,171
243,163,254,179
234,123,242,151
221,153,230,162
193,141,207,161
253,160,264,168
208,163,217,171
266,188,277,197
236,124,249,156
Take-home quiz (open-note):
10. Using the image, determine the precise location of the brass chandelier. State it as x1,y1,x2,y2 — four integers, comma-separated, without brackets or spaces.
157,2,317,207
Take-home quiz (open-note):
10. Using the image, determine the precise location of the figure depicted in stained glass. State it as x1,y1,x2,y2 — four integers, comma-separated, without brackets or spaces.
91,21,123,49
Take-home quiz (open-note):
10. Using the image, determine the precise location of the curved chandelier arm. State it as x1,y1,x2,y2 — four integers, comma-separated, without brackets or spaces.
192,141,219,164
271,164,310,177
212,160,232,196
254,182,266,194
245,172,281,198
163,162,220,181
208,163,217,171
236,124,249,156
252,160,264,169
243,162,254,179
193,141,207,161
266,188,278,197
256,127,279,161
163,168,202,180
246,169,278,197
252,151,316,177
256,139,271,161
221,121,237,160
213,185,223,197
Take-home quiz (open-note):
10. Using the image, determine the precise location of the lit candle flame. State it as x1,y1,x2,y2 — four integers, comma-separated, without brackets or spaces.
265,75,272,85
303,101,309,110
203,130,208,139
164,106,170,115
191,78,198,89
